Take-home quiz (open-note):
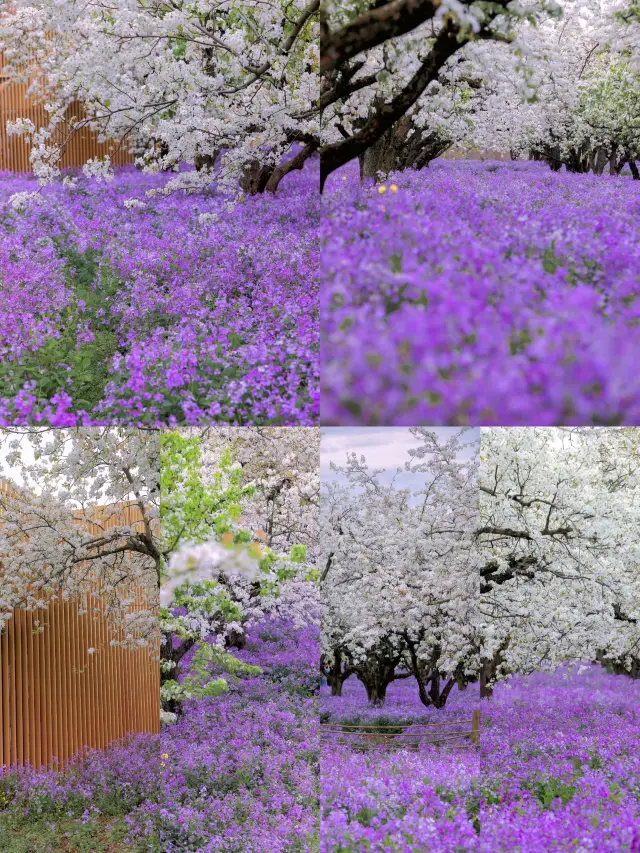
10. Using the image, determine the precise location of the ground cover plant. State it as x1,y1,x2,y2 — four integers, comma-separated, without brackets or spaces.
0,617,319,853
157,426,321,851
321,160,640,425
479,665,640,853
320,427,482,851
320,660,640,853
154,617,320,853
0,734,161,853
0,163,319,426
0,426,321,852
321,678,480,853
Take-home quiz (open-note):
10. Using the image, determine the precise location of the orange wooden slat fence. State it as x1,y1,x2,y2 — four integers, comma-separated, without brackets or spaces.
320,709,481,750
0,51,133,173
0,595,159,769
0,487,160,770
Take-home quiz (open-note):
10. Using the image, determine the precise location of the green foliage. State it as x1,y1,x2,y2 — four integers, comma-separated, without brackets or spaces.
161,642,262,705
290,544,307,563
264,662,320,698
160,431,255,564
579,57,640,158
0,809,145,853
0,247,121,411
329,715,416,735
542,241,564,275
160,432,311,715
522,776,578,809
173,579,242,624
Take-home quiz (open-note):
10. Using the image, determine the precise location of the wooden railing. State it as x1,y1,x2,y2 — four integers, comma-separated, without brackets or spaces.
320,709,481,750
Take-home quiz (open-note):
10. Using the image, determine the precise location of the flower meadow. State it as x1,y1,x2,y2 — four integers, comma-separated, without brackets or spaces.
480,665,640,853
0,163,319,426
1,646,638,852
0,617,319,853
320,668,640,852
321,677,480,853
153,617,320,853
321,160,640,425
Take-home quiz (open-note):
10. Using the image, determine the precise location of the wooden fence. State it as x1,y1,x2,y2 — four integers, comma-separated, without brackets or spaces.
320,709,481,751
0,52,133,172
0,488,159,769
0,596,159,769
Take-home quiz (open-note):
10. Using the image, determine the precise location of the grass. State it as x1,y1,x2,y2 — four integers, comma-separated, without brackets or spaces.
0,813,138,853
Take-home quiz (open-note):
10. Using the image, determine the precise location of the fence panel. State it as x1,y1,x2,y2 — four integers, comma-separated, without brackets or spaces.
0,594,159,769
0,488,159,769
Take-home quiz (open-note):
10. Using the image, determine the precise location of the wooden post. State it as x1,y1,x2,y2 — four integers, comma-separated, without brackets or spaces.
471,708,481,745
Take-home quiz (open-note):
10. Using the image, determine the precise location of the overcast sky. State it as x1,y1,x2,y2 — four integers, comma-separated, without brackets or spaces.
0,429,127,505
0,432,36,489
321,427,480,493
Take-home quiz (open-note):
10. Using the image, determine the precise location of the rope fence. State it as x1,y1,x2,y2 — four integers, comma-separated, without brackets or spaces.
320,709,481,751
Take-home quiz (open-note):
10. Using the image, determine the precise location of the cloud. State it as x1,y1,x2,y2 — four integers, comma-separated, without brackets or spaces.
321,427,479,473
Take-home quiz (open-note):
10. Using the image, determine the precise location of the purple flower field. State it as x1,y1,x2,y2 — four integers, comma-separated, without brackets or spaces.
0,617,319,853
0,164,319,426
480,665,640,852
321,678,480,852
320,668,640,852
152,617,319,853
321,161,640,425
2,637,638,852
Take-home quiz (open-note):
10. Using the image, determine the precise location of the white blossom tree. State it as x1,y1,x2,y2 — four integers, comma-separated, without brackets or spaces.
320,0,640,183
464,0,640,174
159,426,320,718
0,427,160,646
321,428,481,707
0,0,319,197
199,427,321,561
319,0,565,185
478,427,640,692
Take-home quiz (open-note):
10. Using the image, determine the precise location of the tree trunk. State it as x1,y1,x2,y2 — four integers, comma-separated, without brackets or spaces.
354,653,399,708
596,651,640,679
479,644,508,698
614,155,628,176
239,161,274,194
479,665,493,698
426,671,457,708
358,674,390,707
327,650,352,696
320,24,462,189
266,144,317,193
591,147,608,175
160,634,196,716
194,149,219,171
359,111,450,179
403,635,460,710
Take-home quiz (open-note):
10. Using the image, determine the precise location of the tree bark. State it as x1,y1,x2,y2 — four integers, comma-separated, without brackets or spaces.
321,0,440,74
266,144,317,193
320,24,460,189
